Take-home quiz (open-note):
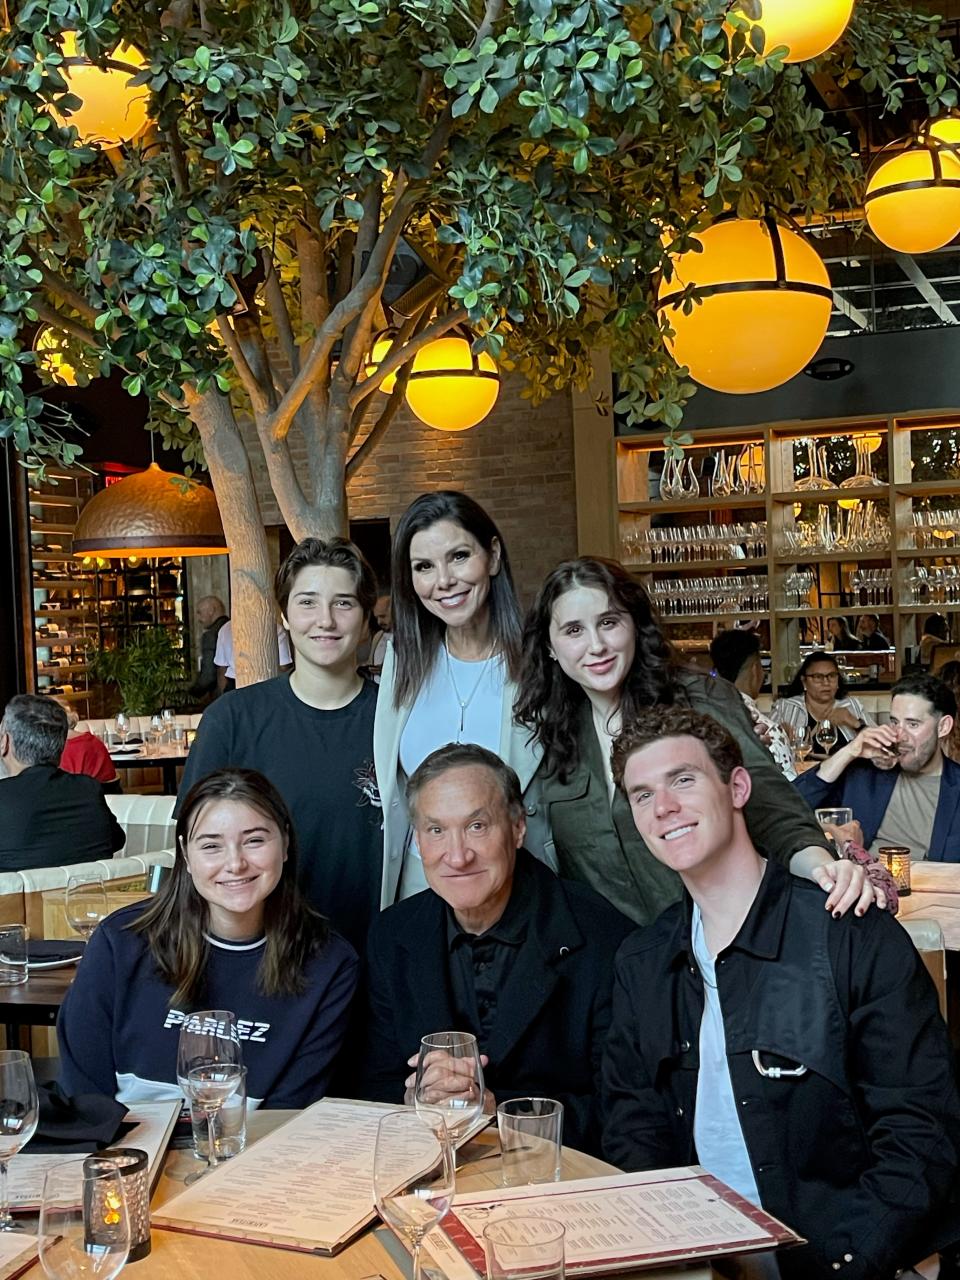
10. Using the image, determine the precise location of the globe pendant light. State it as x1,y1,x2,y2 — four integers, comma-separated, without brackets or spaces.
865,131,960,255
33,326,78,386
656,217,833,395
364,330,400,394
52,32,150,147
73,464,228,557
404,335,500,432
730,0,854,63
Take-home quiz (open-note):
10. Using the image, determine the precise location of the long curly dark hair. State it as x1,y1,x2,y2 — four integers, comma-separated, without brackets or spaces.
514,558,679,782
390,491,522,708
131,768,328,1008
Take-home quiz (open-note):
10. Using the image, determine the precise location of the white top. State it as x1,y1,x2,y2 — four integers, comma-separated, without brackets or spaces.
691,905,762,1207
214,620,293,679
399,651,507,776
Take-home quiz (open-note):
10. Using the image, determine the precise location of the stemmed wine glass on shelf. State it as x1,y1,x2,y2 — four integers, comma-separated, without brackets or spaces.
0,1051,38,1233
373,1109,455,1280
65,873,109,941
38,1156,131,1280
177,1011,242,1181
414,1031,485,1146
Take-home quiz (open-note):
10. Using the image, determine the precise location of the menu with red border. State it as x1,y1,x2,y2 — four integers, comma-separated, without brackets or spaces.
439,1167,802,1274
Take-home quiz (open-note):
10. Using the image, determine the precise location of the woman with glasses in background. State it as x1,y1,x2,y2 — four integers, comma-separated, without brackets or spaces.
771,650,875,758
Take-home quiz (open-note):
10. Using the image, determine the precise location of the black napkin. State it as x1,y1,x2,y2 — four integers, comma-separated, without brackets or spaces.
23,1083,132,1154
27,941,84,966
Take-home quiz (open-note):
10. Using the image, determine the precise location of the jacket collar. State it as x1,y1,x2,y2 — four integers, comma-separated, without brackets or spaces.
664,857,791,971
929,752,960,858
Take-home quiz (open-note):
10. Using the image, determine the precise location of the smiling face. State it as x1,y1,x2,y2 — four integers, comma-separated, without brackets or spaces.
888,692,953,775
548,584,637,704
622,736,751,880
408,519,500,634
182,798,288,939
281,564,367,674
414,764,525,934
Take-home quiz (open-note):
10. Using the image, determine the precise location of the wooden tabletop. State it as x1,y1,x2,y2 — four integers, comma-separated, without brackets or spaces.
0,966,76,1025
16,1111,719,1280
898,863,960,950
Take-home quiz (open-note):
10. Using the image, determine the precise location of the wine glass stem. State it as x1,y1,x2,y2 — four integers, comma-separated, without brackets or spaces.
206,1109,219,1170
0,1159,11,1231
412,1237,424,1280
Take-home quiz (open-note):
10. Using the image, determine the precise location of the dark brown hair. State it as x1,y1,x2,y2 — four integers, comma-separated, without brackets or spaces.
514,557,680,782
390,491,522,708
612,706,744,790
131,769,328,1007
406,742,524,823
783,650,849,698
274,537,378,623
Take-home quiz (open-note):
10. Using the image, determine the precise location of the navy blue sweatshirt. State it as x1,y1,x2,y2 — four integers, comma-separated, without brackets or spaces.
57,902,358,1108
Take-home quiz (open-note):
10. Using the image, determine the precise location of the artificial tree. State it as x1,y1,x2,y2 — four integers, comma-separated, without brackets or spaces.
0,0,956,681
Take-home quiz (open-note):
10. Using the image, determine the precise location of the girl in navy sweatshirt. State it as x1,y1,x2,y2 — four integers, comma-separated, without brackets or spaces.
58,768,358,1108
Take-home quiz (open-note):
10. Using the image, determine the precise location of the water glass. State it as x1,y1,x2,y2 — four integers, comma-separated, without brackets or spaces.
190,1065,247,1161
497,1099,563,1187
484,1217,566,1280
815,807,854,831
143,730,162,756
185,1065,243,1179
0,927,27,988
415,1031,485,1141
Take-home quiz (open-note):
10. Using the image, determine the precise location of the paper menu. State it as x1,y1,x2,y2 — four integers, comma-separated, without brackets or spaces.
439,1168,801,1275
9,1101,180,1212
154,1098,485,1256
0,1232,37,1280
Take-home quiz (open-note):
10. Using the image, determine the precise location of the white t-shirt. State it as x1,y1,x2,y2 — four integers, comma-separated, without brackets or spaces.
214,620,293,679
691,905,762,1206
399,652,506,776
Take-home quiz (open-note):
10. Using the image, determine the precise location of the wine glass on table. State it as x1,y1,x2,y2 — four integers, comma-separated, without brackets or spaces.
787,723,814,769
374,1109,455,1280
184,1065,243,1180
177,1011,242,1178
814,718,839,756
415,1031,485,1147
65,873,109,941
0,1051,39,1232
113,712,129,748
39,1156,130,1280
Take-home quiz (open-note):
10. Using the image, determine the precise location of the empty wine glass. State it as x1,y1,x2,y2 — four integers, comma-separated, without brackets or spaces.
185,1065,244,1180
415,1031,484,1143
65,873,109,940
0,1051,38,1232
113,712,129,747
39,1156,130,1280
814,719,839,755
374,1109,455,1280
177,1011,241,1174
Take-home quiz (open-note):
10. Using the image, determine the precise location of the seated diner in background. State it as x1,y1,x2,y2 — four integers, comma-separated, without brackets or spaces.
56,698,119,791
602,705,960,1280
770,649,875,758
514,557,871,929
795,672,960,862
213,618,293,694
356,742,633,1154
57,768,358,1108
826,615,860,651
919,612,952,669
0,694,124,870
856,612,891,650
708,629,795,780
940,659,960,764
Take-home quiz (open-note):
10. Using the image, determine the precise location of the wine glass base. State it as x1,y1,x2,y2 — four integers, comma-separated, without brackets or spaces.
184,1165,213,1186
0,1220,30,1232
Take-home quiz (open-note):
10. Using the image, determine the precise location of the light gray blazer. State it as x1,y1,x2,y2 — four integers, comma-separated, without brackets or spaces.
373,640,554,908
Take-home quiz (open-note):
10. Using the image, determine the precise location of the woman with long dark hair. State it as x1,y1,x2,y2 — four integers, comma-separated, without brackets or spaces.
771,650,874,756
374,491,549,902
514,557,879,927
57,768,358,1108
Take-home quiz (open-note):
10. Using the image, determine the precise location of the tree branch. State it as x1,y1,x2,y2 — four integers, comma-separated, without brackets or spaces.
296,216,329,338
349,305,468,407
29,256,101,327
217,315,271,417
346,381,409,482
261,249,299,378
32,303,103,351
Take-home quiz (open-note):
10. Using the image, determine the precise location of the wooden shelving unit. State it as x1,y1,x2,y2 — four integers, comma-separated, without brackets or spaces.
615,414,960,688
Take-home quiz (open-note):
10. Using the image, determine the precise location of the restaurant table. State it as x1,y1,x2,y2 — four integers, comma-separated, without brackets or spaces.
897,862,960,1044
110,747,188,796
0,965,76,1050
11,1110,778,1280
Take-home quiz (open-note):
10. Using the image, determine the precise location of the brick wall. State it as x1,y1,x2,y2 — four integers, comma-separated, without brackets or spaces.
241,376,578,608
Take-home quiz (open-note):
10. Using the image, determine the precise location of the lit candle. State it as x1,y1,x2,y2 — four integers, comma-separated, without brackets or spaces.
877,845,912,896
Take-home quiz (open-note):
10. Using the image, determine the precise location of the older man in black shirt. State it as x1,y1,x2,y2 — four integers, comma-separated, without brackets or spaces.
357,742,633,1152
0,695,124,870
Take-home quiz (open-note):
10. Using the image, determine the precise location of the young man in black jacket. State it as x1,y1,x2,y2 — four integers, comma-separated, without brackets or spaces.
602,704,960,1280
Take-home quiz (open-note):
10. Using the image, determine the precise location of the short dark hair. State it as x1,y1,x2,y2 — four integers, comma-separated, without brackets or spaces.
783,650,849,698
274,536,378,622
1,694,68,766
923,613,951,641
406,742,524,823
891,672,957,720
612,706,744,790
710,629,760,684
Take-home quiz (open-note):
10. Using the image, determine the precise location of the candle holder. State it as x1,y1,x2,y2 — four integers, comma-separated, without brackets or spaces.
877,845,912,896
97,1147,151,1261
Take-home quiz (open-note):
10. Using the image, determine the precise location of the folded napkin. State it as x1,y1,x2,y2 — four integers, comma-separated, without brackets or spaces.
27,941,84,966
23,1083,131,1154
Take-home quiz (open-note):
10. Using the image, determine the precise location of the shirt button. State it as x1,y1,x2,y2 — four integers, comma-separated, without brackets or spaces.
526,804,537,816
679,1040,691,1053
844,1255,853,1263
739,1098,750,1107
688,965,697,976
675,1106,684,1118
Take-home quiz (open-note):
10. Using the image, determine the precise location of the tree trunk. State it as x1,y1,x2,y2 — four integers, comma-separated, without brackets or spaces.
186,386,278,687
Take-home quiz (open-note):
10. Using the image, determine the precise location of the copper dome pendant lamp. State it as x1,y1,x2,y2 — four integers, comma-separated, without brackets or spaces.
73,463,228,557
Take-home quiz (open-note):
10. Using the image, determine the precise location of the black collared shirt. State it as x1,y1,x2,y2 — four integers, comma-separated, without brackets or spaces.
446,864,531,1041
